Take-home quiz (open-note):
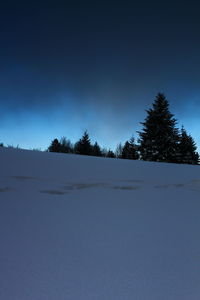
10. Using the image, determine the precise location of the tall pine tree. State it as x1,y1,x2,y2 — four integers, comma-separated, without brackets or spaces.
138,93,180,163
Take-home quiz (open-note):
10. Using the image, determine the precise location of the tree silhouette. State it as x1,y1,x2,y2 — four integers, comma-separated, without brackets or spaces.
48,138,62,153
121,137,139,160
92,141,102,157
178,127,199,164
74,131,92,155
138,93,180,163
106,149,116,158
60,137,73,153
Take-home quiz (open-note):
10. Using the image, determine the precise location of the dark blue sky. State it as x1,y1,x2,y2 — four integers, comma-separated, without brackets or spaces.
1,1,200,150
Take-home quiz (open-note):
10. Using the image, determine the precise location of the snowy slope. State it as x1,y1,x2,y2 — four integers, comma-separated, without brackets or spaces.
0,147,200,300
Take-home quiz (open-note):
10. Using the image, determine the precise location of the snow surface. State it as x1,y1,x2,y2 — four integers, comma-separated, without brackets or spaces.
0,147,200,300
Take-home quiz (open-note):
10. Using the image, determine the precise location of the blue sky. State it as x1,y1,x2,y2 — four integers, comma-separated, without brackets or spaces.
0,1,200,151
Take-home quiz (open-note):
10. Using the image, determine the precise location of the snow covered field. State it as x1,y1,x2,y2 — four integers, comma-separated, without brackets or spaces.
0,147,200,300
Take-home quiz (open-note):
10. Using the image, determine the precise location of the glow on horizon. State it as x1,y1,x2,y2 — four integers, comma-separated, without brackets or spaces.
1,102,200,153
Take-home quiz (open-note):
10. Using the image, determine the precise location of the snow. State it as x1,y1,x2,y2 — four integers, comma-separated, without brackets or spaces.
0,147,200,300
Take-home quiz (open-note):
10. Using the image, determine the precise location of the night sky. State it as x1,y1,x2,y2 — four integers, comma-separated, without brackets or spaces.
1,1,200,150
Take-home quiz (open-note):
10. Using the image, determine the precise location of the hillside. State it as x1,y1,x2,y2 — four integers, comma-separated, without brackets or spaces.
0,147,200,300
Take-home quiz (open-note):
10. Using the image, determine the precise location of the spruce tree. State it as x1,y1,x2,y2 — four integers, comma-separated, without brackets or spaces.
138,93,180,163
48,138,62,153
74,131,92,155
60,137,73,153
178,127,199,164
121,137,139,160
106,149,116,158
92,142,102,157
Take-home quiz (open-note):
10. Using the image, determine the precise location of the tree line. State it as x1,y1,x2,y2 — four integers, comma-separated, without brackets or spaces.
48,133,139,159
1,93,198,164
48,93,199,165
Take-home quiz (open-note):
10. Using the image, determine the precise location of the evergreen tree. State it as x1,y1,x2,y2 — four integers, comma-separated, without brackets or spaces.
106,149,116,158
48,138,62,153
121,137,139,160
178,127,199,164
92,142,102,157
60,137,73,153
74,131,92,155
138,93,180,163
